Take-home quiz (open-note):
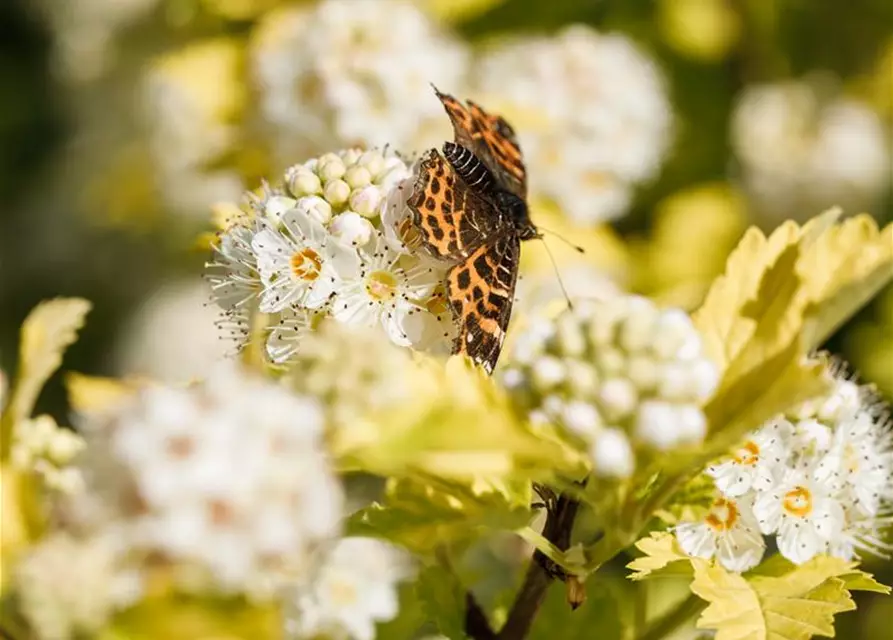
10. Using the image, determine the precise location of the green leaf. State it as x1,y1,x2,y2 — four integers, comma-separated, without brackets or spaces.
626,532,693,581
376,583,428,640
346,478,531,556
528,578,624,640
690,556,862,640
334,356,584,485
416,565,469,640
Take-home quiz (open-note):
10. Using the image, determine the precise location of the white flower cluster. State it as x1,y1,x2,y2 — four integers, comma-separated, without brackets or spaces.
15,532,141,640
732,77,890,222
72,362,344,597
286,321,419,432
502,295,719,478
206,147,453,364
115,279,229,383
11,415,85,494
676,374,893,571
473,25,672,224
252,0,468,164
284,537,410,640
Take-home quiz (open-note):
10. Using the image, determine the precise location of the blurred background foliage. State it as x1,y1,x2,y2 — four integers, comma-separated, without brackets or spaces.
0,1,890,635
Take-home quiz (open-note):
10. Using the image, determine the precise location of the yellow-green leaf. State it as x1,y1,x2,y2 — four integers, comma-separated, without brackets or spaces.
347,477,531,555
691,556,861,640
415,565,468,640
66,372,138,415
694,220,809,374
838,570,891,594
626,532,693,581
2,299,91,459
334,356,583,484
798,215,893,347
420,0,508,22
700,342,832,457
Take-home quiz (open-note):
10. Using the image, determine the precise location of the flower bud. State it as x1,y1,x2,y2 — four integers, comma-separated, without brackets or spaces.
329,212,374,247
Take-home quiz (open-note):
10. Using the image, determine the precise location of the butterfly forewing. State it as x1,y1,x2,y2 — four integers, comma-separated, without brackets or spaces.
433,87,527,198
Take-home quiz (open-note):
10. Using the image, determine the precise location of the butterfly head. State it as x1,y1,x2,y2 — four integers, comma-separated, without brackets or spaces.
493,190,538,240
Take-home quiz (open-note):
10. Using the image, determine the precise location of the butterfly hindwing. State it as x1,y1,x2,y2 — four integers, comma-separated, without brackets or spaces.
408,149,508,260
446,236,521,374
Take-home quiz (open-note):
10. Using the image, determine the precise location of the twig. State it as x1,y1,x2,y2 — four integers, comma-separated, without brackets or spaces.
465,592,498,640
497,491,582,640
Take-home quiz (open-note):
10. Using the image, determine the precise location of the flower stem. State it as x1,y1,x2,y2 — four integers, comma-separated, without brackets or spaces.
635,594,705,640
495,490,582,640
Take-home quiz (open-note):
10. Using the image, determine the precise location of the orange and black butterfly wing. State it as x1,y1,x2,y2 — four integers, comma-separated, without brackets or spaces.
446,236,521,374
407,149,509,260
433,87,527,199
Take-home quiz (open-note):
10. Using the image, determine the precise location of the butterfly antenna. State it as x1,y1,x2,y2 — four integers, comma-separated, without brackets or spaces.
537,226,585,254
537,235,576,311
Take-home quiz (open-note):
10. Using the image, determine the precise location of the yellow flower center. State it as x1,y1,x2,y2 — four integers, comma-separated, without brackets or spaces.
290,248,323,281
783,486,813,518
732,440,760,466
366,270,398,301
705,497,739,532
328,578,359,606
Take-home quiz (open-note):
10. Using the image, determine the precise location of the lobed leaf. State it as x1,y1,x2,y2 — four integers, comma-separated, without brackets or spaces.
798,214,893,347
691,556,865,640
333,356,582,485
415,565,469,640
6,298,92,427
626,532,693,581
347,478,531,556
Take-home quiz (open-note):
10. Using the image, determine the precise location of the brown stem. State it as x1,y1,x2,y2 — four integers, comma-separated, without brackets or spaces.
465,592,498,640
496,491,582,640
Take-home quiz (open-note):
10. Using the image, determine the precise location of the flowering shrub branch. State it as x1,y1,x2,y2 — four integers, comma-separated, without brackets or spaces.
1,150,891,640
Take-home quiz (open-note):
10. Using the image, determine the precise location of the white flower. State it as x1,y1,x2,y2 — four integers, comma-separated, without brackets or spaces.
752,469,845,564
76,362,344,596
332,233,445,348
732,77,890,222
590,428,634,478
15,532,141,640
253,207,359,313
285,537,410,640
11,415,86,494
116,279,232,383
330,212,375,247
206,223,262,313
708,419,792,497
503,294,717,475
829,506,893,562
814,409,892,517
676,495,766,572
267,306,320,364
473,25,672,223
251,0,468,163
286,321,419,430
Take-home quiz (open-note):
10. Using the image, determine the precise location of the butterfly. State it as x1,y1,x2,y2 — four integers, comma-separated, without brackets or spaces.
407,86,538,375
